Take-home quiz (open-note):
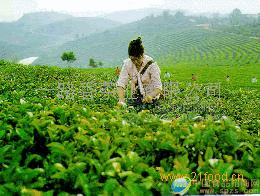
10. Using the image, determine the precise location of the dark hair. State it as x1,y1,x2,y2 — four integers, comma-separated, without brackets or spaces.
128,37,144,57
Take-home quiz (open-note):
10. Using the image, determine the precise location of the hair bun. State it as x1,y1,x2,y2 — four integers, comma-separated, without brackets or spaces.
136,37,142,44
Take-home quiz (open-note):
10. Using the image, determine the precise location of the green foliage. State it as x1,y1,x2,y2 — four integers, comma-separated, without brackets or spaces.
89,57,96,68
89,57,103,68
217,24,260,37
61,51,76,63
230,8,242,25
0,59,259,195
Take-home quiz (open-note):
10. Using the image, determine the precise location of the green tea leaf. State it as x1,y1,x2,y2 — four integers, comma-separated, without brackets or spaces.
54,163,66,172
233,169,253,179
47,142,70,158
205,147,213,161
104,179,119,193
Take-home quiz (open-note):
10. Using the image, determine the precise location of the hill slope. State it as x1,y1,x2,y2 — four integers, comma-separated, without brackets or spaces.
33,17,121,40
100,8,177,24
0,41,30,60
34,14,260,67
0,12,75,46
0,12,122,61
13,11,75,31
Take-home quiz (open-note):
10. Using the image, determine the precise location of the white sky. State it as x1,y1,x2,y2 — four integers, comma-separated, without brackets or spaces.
0,0,259,21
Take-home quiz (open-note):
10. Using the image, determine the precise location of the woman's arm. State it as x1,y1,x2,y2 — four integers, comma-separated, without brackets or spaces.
116,61,130,104
149,88,161,98
117,86,125,103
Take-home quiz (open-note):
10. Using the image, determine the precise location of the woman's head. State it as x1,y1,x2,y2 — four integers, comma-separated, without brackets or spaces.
128,37,144,58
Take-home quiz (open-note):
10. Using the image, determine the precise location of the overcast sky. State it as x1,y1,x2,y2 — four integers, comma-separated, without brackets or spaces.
1,0,259,22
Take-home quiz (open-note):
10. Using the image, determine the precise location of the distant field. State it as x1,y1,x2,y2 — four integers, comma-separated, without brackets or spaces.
29,26,260,67
159,63,259,90
147,28,260,66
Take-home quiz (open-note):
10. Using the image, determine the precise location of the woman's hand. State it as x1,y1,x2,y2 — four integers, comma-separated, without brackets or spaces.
117,86,125,103
117,101,126,107
143,95,153,103
143,88,161,103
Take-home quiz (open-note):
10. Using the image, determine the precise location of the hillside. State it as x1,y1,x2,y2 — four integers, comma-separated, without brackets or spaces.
33,17,121,40
100,8,177,24
32,14,200,67
0,41,30,60
214,23,260,38
13,11,75,31
0,12,122,60
1,10,259,67
0,12,75,47
0,23,69,48
33,13,260,67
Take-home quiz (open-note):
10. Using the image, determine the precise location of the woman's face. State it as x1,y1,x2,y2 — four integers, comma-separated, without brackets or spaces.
130,55,144,66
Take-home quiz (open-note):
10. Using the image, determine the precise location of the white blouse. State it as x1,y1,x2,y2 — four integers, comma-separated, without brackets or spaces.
116,55,162,99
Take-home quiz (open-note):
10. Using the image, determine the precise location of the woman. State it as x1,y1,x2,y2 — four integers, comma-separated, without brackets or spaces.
116,37,162,109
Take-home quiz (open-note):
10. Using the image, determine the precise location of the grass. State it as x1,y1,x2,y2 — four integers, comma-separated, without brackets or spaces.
159,62,259,90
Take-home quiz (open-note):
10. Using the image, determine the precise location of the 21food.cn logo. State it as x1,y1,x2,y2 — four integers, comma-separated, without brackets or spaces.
171,177,191,195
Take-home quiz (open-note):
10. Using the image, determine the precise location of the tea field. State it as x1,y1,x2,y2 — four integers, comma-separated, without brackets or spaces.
0,59,259,195
145,28,260,67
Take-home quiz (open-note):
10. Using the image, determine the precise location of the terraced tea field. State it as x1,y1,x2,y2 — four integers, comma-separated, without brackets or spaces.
33,26,260,67
143,28,260,66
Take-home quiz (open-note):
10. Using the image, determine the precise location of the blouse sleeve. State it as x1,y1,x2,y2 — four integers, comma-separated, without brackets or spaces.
150,62,162,90
116,60,130,89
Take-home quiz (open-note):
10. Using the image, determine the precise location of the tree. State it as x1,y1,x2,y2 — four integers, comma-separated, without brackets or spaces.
98,61,103,67
212,13,220,26
175,11,185,20
61,51,76,63
163,10,170,18
89,57,103,68
230,8,242,25
89,57,96,68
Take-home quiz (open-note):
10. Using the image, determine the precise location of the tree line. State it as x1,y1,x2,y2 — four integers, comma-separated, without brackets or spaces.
61,51,103,68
